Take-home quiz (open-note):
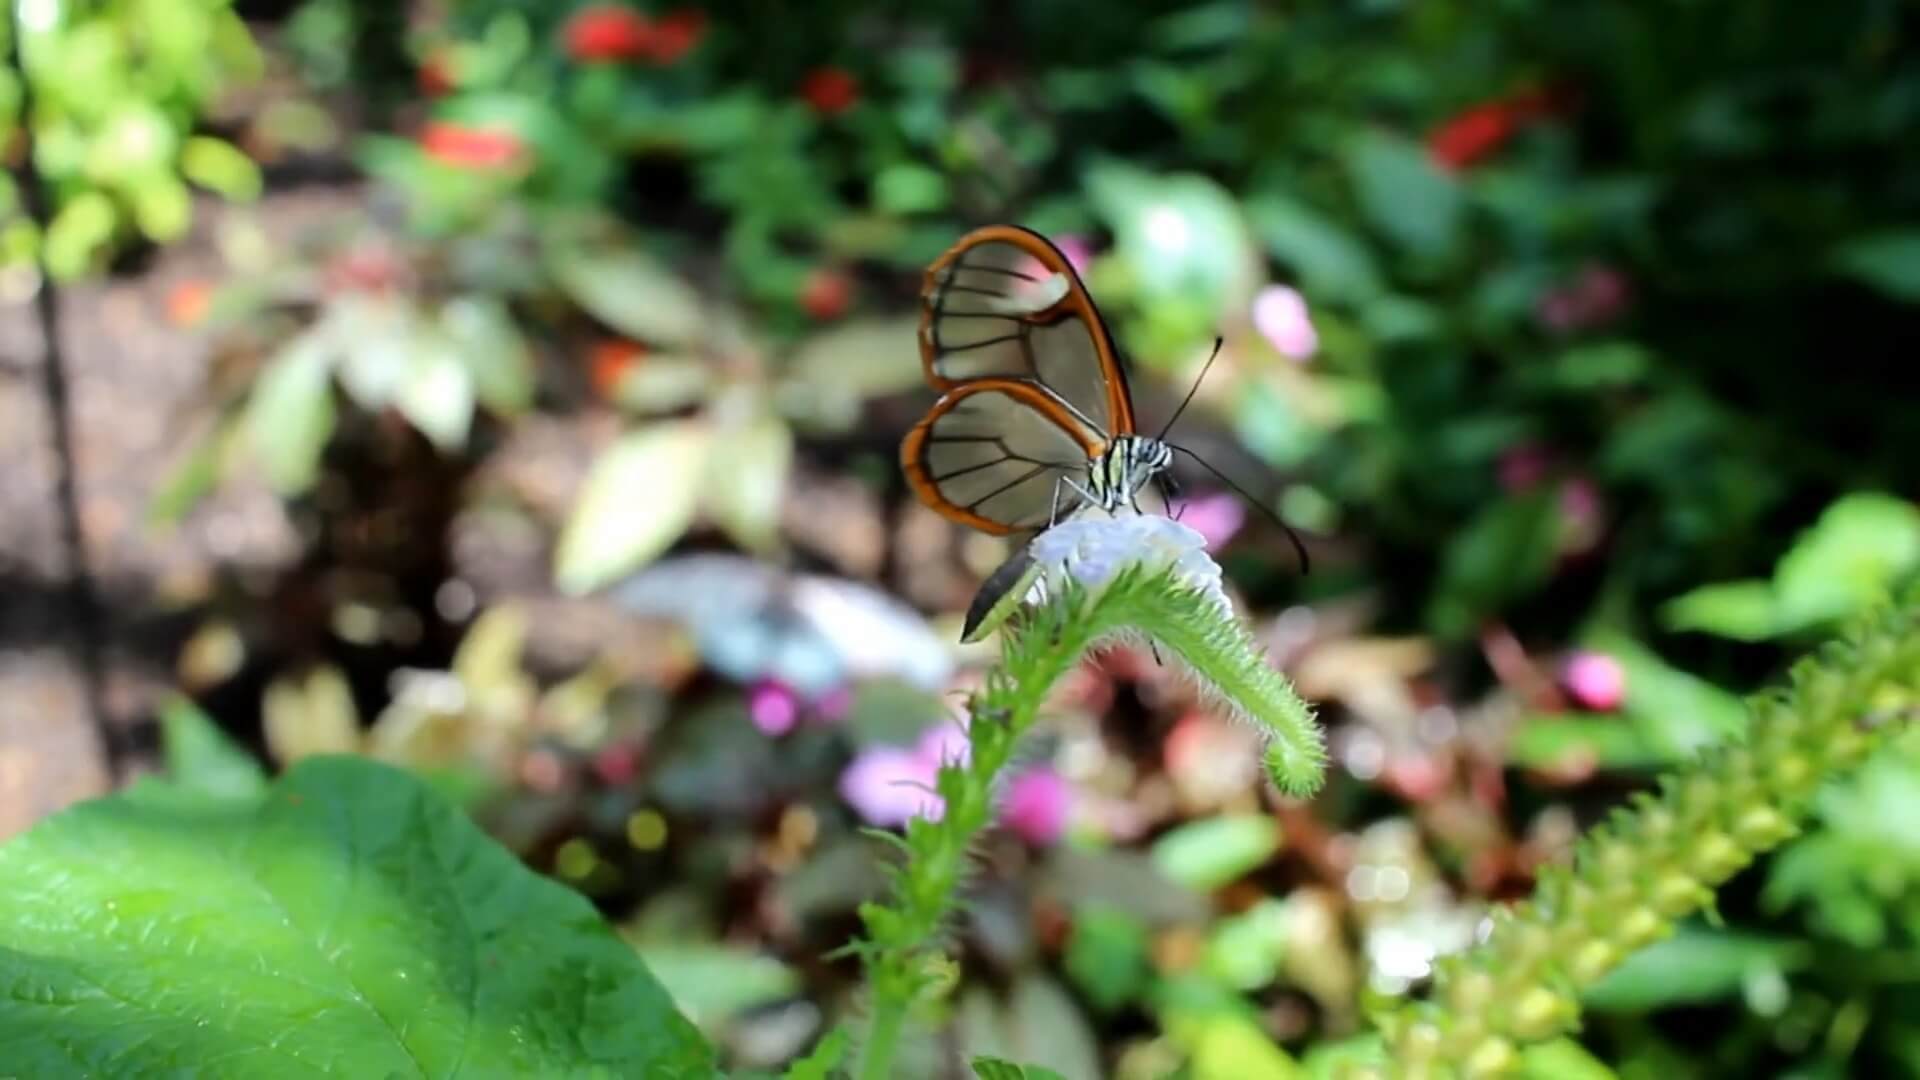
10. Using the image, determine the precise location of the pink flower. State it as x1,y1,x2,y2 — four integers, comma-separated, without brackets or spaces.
1252,284,1318,361
916,720,971,769
1168,490,1245,552
1536,265,1630,334
1053,234,1094,275
1002,767,1073,845
1557,475,1603,555
839,747,943,827
748,679,801,736
1498,444,1551,493
811,685,854,724
1564,651,1626,711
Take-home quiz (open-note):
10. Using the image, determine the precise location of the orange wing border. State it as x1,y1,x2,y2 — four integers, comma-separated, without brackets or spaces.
900,377,1106,536
916,224,1137,434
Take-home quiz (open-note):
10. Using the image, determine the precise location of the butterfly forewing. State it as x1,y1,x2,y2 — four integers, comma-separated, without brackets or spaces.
902,379,1103,536
919,226,1135,437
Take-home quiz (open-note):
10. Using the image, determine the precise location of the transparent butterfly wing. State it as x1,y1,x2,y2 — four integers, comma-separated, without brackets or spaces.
901,379,1104,536
918,226,1134,437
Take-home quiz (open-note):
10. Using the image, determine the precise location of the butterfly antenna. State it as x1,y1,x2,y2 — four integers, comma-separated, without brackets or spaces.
1156,336,1225,442
1169,445,1311,573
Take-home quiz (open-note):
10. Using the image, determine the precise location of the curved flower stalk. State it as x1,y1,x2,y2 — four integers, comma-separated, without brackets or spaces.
849,515,1323,1080
1373,591,1920,1079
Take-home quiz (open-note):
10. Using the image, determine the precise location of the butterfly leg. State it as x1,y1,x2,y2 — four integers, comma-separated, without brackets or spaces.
1048,475,1069,528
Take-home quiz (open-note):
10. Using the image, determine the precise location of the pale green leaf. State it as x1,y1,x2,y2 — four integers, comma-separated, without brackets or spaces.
702,416,792,553
158,696,266,802
0,756,715,1077
181,136,263,202
395,343,476,452
555,422,711,594
1345,131,1462,260
244,332,336,495
550,238,705,349
1151,815,1282,891
1661,580,1779,641
441,296,534,415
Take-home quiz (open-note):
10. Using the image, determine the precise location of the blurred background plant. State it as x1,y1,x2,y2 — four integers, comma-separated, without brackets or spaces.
3,0,1919,1076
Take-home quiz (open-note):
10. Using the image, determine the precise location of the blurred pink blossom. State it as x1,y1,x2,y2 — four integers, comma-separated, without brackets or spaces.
1054,234,1095,275
811,685,854,724
1002,767,1073,845
748,679,801,736
916,719,971,768
839,747,943,827
1252,284,1319,361
1537,265,1629,333
1498,444,1551,492
1564,651,1627,711
1169,490,1246,552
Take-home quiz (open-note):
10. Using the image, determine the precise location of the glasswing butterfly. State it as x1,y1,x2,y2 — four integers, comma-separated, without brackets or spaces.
900,224,1176,536
900,225,1307,561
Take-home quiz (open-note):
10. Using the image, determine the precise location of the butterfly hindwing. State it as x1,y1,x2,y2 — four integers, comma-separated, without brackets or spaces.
901,378,1105,536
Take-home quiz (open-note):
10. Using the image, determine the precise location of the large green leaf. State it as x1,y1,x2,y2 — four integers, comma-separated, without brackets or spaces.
1582,926,1807,1012
555,422,711,594
1344,131,1463,261
1832,229,1920,301
0,756,715,1077
1150,814,1282,891
548,230,705,350
1244,192,1384,304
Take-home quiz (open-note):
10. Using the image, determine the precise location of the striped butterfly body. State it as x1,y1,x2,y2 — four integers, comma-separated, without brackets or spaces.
900,225,1173,536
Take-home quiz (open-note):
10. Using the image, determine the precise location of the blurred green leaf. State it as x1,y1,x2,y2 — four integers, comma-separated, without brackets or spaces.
1345,131,1462,261
1509,716,1665,771
245,332,336,496
1661,580,1779,641
549,233,705,349
1773,493,1920,630
159,696,266,802
1583,927,1807,1012
1086,160,1257,314
180,136,262,202
784,317,926,428
0,757,714,1076
1151,814,1282,891
1428,492,1559,638
1159,979,1303,1080
1521,1037,1619,1080
634,944,800,1032
131,173,192,242
784,1027,849,1080
1592,634,1747,759
1245,193,1384,304
394,343,476,452
147,416,238,527
1833,230,1920,301
873,162,951,214
555,422,710,594
1205,898,1291,991
972,1060,1068,1080
702,415,793,553
442,296,534,415
43,190,118,280
1063,906,1152,1013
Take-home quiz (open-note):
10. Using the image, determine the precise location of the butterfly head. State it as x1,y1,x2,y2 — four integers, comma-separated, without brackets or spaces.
1092,434,1175,512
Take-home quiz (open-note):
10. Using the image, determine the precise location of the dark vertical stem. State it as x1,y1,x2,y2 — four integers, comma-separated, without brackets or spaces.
7,11,120,778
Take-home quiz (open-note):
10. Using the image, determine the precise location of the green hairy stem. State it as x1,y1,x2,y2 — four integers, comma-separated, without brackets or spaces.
1372,591,1920,1079
850,566,1324,1079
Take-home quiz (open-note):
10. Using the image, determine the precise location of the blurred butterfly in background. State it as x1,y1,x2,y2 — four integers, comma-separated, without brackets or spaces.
898,224,1307,639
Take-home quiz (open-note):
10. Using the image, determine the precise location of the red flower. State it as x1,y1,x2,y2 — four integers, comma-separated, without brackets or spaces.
1428,103,1519,171
800,67,859,115
418,50,455,97
642,8,706,64
799,267,852,320
166,280,213,328
563,5,652,62
589,340,646,398
420,122,527,170
1428,86,1562,171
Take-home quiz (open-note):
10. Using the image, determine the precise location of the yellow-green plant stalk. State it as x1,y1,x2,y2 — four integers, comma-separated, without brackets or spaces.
1373,591,1920,1079
848,516,1324,1080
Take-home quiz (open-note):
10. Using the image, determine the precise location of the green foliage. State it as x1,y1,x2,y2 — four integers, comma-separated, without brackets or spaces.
0,756,716,1078
1381,591,1920,1076
3,0,261,278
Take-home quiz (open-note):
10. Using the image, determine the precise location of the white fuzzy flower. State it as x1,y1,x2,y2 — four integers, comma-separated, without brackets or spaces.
1025,514,1231,615
962,513,1232,643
